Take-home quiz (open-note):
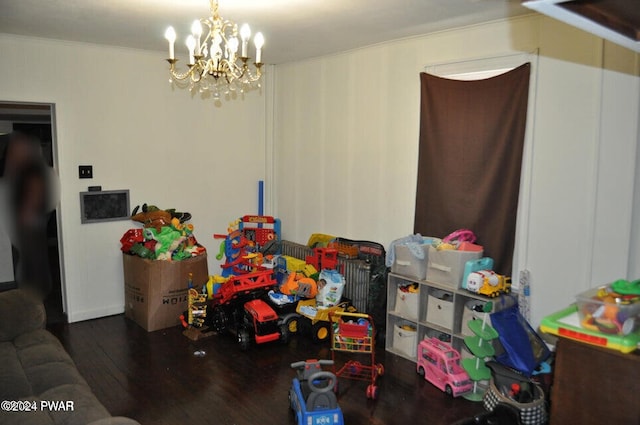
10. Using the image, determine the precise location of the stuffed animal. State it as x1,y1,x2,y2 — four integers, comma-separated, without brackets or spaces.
130,203,192,230
143,226,185,260
132,210,172,232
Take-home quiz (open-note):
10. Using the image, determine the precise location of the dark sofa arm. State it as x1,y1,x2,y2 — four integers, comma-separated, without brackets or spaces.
0,289,46,341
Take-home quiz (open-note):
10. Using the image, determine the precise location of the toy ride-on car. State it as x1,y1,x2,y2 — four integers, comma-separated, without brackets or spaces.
296,298,357,343
289,359,344,425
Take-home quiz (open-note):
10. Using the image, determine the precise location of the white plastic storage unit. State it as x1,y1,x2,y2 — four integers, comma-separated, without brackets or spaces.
385,271,502,363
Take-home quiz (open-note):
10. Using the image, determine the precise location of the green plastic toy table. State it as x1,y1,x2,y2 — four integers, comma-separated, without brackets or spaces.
540,304,640,354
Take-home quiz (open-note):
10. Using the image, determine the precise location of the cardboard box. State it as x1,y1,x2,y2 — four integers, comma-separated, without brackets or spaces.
123,253,209,332
426,289,454,329
427,246,482,288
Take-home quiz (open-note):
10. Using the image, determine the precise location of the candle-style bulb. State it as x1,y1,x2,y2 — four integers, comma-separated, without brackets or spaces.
186,35,196,51
254,32,264,64
228,37,239,55
240,23,251,58
254,32,264,49
240,24,251,42
165,26,176,60
191,20,202,56
191,20,202,37
165,26,176,43
186,35,196,64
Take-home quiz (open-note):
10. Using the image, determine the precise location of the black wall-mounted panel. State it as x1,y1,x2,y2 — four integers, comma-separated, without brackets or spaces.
80,190,130,224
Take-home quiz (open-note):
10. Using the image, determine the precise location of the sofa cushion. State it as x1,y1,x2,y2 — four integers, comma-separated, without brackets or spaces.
41,384,111,425
14,329,67,351
0,384,114,425
16,331,75,368
0,290,141,425
0,289,46,342
0,396,54,425
26,362,89,397
14,330,73,368
0,341,32,399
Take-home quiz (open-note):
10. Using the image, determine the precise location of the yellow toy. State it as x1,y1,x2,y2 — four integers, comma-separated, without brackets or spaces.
302,264,318,278
307,233,336,248
243,252,264,272
205,275,229,300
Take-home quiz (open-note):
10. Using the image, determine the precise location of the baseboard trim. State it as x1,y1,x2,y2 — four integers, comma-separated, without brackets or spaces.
67,304,125,323
0,281,18,292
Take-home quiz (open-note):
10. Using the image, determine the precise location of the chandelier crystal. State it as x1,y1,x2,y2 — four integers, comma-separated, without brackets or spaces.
164,0,264,99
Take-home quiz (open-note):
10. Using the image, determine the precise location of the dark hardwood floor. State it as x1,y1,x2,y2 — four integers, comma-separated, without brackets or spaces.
48,315,486,425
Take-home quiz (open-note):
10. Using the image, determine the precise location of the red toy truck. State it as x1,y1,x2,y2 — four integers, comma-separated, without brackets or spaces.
416,337,473,397
209,270,288,350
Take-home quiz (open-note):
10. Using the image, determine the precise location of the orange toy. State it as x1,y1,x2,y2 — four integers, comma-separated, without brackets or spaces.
280,272,318,298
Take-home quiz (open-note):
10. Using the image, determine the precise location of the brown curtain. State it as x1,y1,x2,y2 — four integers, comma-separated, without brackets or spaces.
414,63,530,276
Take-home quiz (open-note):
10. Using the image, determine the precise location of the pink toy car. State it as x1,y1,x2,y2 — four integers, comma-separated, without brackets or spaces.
416,337,473,397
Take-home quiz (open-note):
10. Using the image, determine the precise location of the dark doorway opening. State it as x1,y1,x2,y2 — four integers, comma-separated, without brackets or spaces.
0,102,65,324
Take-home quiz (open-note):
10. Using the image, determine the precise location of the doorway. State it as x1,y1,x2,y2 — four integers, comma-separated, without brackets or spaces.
0,101,65,324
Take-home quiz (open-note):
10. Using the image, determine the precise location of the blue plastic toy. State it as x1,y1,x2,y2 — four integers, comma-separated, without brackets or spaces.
461,257,494,289
289,359,344,425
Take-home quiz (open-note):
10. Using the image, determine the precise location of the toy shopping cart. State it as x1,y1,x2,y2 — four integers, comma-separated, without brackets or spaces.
329,311,384,399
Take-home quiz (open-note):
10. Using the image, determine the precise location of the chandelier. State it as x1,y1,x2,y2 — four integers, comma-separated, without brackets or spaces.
163,0,264,98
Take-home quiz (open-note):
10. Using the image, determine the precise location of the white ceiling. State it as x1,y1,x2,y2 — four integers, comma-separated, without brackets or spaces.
0,0,531,64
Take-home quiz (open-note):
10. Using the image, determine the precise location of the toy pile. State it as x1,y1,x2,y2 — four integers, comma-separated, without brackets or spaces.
120,203,206,261
212,215,281,277
210,216,349,310
431,229,484,252
181,216,361,348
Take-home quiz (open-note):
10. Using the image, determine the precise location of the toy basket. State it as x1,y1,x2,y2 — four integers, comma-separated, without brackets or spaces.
483,378,546,425
330,311,384,399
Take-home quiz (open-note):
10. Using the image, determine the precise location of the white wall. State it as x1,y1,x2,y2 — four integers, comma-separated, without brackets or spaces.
272,15,640,327
527,23,639,326
2,15,638,328
0,35,267,322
